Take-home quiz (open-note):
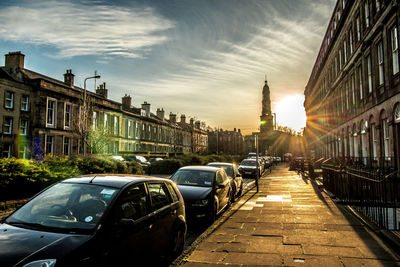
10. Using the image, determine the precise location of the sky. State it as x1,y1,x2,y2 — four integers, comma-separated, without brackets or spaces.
0,0,336,135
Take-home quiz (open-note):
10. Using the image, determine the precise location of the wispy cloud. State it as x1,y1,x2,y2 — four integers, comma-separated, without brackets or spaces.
0,0,174,58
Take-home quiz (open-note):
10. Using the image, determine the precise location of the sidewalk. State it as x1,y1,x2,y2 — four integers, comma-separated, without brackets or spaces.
178,165,400,266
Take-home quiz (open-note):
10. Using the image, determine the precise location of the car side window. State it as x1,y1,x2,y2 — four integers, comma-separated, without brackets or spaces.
115,184,148,221
166,182,179,203
216,171,224,184
147,183,172,211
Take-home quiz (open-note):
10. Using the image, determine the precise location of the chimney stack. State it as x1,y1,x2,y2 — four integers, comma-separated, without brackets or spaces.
96,82,108,98
156,108,165,120
190,118,194,126
195,121,201,129
169,112,177,123
63,69,74,87
180,114,186,124
234,128,237,132
122,94,132,109
141,101,151,117
4,51,24,72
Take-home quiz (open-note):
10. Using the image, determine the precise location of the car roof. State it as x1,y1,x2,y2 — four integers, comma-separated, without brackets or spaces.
62,175,170,189
207,162,234,167
178,166,220,172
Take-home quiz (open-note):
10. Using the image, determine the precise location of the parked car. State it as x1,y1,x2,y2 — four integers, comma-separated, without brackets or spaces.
126,155,151,169
207,162,243,200
170,166,232,223
238,158,262,178
109,155,125,161
0,175,186,266
149,157,164,164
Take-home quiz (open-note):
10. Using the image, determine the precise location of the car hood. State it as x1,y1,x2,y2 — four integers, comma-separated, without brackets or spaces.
0,223,92,266
177,185,212,201
239,166,257,169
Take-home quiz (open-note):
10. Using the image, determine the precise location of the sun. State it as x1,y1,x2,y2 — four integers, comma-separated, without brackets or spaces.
274,94,307,132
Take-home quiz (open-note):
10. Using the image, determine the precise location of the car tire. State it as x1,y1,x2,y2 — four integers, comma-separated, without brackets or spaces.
170,228,185,259
208,201,217,225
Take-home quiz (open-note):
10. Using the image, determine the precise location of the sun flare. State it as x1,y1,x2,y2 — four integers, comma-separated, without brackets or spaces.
274,94,307,132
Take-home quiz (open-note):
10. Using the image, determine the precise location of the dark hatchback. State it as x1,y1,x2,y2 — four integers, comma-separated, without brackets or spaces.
0,175,186,267
170,166,232,224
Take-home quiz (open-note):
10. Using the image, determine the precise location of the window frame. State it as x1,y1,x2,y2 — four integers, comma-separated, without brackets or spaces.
377,41,384,86
63,136,70,155
45,135,55,154
46,98,57,128
3,116,13,135
391,25,399,75
20,119,28,136
64,102,72,129
4,91,14,110
21,95,29,112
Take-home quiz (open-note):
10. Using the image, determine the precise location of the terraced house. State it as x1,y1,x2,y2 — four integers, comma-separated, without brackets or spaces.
304,0,400,230
0,51,208,159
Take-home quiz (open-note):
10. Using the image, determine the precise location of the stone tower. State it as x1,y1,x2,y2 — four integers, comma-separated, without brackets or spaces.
260,78,274,133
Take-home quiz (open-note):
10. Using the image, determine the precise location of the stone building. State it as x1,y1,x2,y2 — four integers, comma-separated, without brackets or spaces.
0,51,208,158
208,128,244,155
305,0,400,166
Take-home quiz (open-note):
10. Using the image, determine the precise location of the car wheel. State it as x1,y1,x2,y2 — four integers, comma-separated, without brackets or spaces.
238,183,243,197
170,228,185,259
208,201,217,225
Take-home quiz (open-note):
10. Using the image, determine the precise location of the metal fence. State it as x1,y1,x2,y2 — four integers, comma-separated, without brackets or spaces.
321,157,400,231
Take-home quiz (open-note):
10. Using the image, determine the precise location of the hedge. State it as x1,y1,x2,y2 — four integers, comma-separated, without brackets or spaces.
0,155,144,201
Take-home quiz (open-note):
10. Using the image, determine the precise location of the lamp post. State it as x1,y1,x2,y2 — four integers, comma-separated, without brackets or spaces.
82,74,101,156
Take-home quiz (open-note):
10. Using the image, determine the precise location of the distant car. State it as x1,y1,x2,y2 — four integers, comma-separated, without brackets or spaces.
149,157,164,164
248,152,257,158
126,155,151,169
238,159,262,178
109,155,125,161
170,166,232,223
207,162,243,200
0,175,186,266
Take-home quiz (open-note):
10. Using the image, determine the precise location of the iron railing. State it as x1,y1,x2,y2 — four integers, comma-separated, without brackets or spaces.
321,157,400,230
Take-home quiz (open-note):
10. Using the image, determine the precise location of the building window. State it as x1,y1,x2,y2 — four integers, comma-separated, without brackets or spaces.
46,135,54,154
339,50,342,70
346,83,349,110
367,55,373,93
19,145,27,159
114,141,119,154
371,123,377,159
3,117,13,134
382,119,390,158
359,65,363,99
4,91,14,109
364,3,370,28
344,40,347,63
395,105,400,122
351,74,355,106
21,95,29,111
377,42,384,86
20,120,28,136
375,0,380,12
135,122,139,138
356,16,361,41
342,0,345,8
128,120,133,138
114,116,119,136
104,114,109,131
349,30,353,54
93,111,97,130
3,144,11,158
46,98,56,127
64,103,71,128
391,26,399,75
63,137,70,155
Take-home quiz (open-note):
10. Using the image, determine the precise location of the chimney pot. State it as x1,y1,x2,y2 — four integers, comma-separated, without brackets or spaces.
122,94,132,109
63,69,75,87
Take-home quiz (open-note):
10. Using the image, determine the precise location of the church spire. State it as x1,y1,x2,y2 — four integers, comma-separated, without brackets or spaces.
260,76,273,133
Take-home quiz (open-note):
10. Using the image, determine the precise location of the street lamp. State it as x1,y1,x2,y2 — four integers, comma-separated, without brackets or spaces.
82,74,100,156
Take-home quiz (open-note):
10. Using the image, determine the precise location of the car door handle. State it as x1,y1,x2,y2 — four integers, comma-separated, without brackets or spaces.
147,224,153,230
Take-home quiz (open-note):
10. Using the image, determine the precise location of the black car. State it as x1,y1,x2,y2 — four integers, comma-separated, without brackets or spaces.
238,158,262,178
207,162,243,201
170,166,232,224
0,175,186,266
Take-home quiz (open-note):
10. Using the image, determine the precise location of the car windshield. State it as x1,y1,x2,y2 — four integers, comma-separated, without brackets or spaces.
240,160,256,166
171,170,214,187
208,164,234,177
6,183,118,233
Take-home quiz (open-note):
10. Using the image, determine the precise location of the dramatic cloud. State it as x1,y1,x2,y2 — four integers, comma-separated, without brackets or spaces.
0,1,174,58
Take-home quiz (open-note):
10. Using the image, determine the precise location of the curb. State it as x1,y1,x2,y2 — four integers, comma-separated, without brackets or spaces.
171,170,270,266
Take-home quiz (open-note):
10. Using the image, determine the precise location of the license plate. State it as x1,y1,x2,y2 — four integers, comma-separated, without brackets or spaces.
245,172,252,174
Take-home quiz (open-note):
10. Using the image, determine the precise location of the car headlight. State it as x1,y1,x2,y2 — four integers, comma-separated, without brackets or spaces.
192,199,209,207
23,259,56,267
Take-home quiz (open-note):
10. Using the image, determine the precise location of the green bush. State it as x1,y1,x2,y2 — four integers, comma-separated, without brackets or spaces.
126,160,144,175
150,159,183,174
0,158,54,201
